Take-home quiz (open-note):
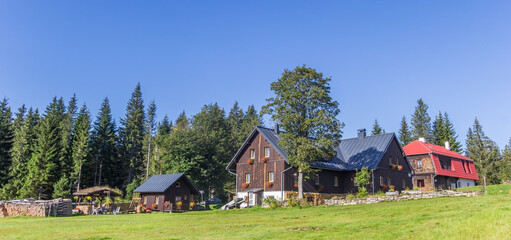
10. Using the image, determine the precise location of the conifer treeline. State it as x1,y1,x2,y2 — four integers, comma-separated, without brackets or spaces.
0,83,261,200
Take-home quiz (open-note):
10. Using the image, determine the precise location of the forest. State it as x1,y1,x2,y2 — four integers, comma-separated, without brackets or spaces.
0,80,509,201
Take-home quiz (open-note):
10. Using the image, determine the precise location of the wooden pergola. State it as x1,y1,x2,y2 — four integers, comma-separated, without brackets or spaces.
73,186,122,203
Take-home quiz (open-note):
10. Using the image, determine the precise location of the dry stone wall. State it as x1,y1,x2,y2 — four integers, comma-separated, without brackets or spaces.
325,190,482,206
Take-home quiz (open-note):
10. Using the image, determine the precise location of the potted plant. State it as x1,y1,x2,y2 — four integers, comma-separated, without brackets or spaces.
152,204,158,209
390,164,397,169
247,159,254,165
261,157,268,163
294,182,298,188
265,182,273,188
86,196,92,202
73,196,79,202
164,201,170,208
397,165,403,170
176,201,183,210
382,185,389,191
390,185,395,191
242,183,249,188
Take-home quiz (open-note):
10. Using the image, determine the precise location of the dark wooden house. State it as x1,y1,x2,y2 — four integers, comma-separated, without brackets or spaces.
404,140,479,190
226,126,413,206
133,173,199,211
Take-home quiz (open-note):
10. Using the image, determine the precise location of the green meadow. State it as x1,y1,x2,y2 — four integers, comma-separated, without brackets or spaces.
1,185,510,240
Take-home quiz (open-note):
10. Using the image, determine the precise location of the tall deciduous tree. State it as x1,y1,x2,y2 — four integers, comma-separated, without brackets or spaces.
371,119,385,135
466,118,501,184
410,98,431,141
0,98,13,187
145,100,157,180
89,98,119,188
71,104,91,191
120,83,145,186
398,116,412,146
262,66,343,198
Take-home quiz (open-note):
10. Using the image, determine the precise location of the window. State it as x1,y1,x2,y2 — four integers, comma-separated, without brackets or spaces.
245,173,251,183
155,196,159,204
462,161,468,173
334,176,339,187
389,156,392,165
315,175,320,185
265,147,270,157
143,196,147,205
250,149,255,159
268,171,274,182
417,179,425,188
402,179,406,188
439,156,452,170
467,183,469,187
175,196,182,202
467,162,472,173
184,195,188,200
176,181,181,187
379,176,383,186
387,177,391,186
417,160,423,169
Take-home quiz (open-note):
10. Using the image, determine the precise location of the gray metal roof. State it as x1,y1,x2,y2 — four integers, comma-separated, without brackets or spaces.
227,126,398,171
133,173,199,194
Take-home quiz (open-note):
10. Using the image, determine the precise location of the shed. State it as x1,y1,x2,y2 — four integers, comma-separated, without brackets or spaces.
134,173,199,212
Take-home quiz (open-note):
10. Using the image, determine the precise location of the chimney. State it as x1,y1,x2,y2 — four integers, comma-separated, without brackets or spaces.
445,141,450,150
357,129,366,139
418,137,426,142
274,123,280,134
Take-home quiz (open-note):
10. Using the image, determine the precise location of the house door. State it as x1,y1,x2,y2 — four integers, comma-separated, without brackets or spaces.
450,182,456,189
249,192,255,206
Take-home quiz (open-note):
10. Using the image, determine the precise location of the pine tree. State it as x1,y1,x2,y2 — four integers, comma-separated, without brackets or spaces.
60,95,77,178
227,101,245,156
144,100,157,180
0,98,13,187
500,139,511,181
89,98,119,188
24,97,67,199
442,113,462,153
71,104,91,191
119,83,146,186
410,98,431,141
16,108,40,198
52,176,70,199
432,112,446,146
398,116,412,146
371,119,385,135
466,118,501,184
157,115,172,136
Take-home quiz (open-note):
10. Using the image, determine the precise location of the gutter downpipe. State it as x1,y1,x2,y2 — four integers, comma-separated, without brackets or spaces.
281,166,293,201
372,170,375,195
228,169,237,209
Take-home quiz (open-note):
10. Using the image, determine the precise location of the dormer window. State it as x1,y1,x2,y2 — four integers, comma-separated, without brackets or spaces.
264,147,270,158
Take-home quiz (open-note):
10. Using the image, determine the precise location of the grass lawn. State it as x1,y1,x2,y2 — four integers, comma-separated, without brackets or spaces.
1,185,510,240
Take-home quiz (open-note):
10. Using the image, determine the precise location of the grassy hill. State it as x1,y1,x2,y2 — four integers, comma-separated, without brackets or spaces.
1,185,510,239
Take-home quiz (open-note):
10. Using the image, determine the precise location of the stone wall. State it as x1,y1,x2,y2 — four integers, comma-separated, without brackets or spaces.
325,190,482,206
0,199,72,217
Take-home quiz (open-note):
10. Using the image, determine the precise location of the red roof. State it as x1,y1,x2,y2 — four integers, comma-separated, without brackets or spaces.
403,140,472,161
404,141,479,181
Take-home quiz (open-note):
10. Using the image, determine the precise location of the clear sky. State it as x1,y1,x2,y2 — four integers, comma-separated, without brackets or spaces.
0,1,510,149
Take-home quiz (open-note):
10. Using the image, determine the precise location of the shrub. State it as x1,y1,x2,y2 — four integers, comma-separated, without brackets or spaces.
125,179,139,200
356,188,368,198
355,167,371,195
263,197,280,209
347,194,355,200
287,194,301,208
374,190,385,196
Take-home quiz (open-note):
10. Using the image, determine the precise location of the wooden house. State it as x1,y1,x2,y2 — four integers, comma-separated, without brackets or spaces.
403,139,479,190
226,126,413,206
133,173,199,211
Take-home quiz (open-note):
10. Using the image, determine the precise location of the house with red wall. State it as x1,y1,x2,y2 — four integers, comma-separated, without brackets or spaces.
403,139,479,190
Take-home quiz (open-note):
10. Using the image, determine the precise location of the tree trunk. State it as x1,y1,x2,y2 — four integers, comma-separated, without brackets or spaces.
146,134,152,180
77,164,82,191
298,169,304,199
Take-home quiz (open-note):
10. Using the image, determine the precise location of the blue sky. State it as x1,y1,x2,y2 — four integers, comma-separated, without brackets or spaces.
0,1,510,149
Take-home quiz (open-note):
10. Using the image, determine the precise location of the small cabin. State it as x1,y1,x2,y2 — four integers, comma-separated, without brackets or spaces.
133,173,199,212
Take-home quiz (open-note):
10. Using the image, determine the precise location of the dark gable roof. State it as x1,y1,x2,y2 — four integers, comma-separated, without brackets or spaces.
227,126,401,171
134,173,199,194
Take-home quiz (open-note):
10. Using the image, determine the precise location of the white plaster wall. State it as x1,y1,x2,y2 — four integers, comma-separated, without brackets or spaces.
458,178,476,188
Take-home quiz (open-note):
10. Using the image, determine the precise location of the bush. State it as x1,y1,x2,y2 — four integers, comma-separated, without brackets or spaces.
374,190,385,196
52,177,70,199
347,194,355,200
263,197,280,209
356,188,368,198
125,179,139,200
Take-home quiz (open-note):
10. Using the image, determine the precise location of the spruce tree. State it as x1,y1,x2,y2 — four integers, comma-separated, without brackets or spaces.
71,104,91,191
371,119,385,135
227,101,245,156
24,97,67,199
241,105,263,138
89,98,119,188
398,116,412,146
432,112,446,146
157,115,172,136
410,98,431,141
466,118,501,184
500,139,511,181
16,108,40,198
175,111,190,130
149,116,172,176
120,83,146,185
0,98,13,187
442,113,462,153
144,100,157,180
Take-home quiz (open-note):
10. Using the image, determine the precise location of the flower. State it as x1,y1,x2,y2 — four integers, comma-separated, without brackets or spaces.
164,201,170,207
190,202,195,207
265,182,273,188
115,197,120,201
86,196,91,200
73,196,78,200
390,164,397,169
176,201,183,207
247,159,254,165
152,204,158,209
397,165,403,171
261,157,268,163
294,183,298,188
242,183,249,188
390,185,395,190
382,185,389,191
